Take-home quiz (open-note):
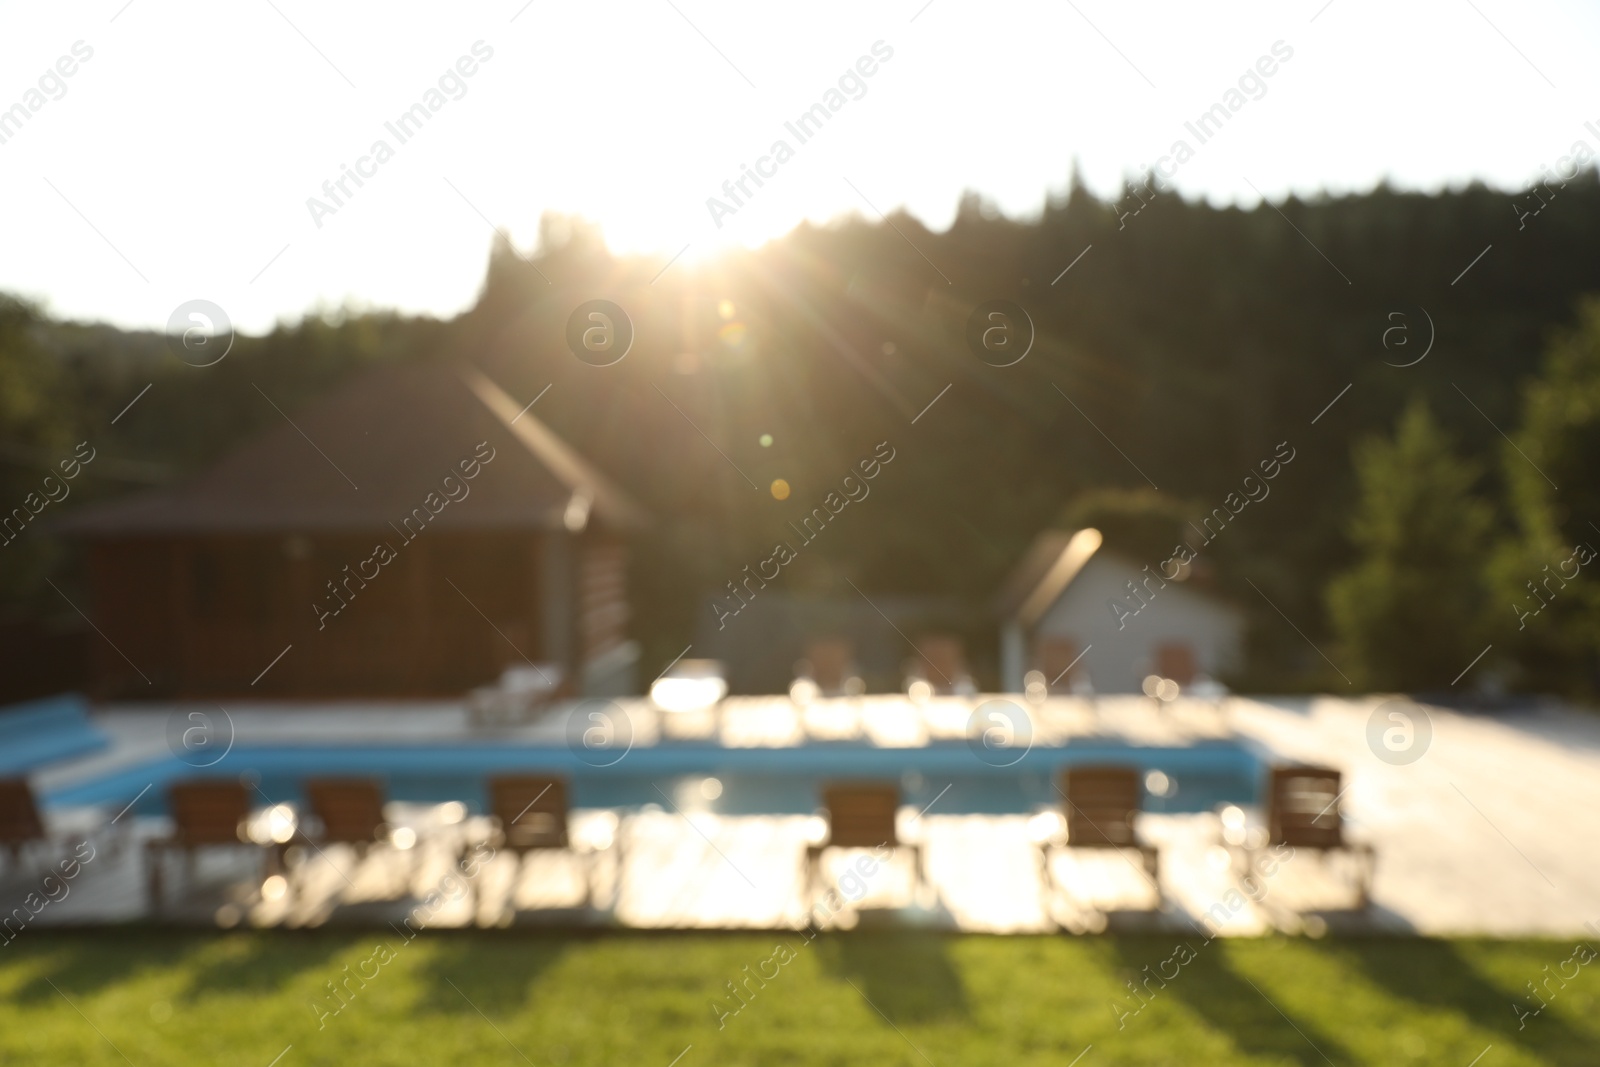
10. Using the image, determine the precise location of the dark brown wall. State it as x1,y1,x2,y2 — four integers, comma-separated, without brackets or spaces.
0,619,88,704
578,535,629,664
87,538,180,695
84,529,597,698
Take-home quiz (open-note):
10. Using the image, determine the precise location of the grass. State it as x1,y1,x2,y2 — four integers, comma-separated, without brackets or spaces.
1,930,1596,1066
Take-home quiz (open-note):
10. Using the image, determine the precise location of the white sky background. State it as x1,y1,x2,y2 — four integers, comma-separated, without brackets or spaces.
0,0,1597,333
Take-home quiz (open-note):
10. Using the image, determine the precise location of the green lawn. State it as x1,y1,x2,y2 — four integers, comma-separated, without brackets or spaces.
1,931,1595,1066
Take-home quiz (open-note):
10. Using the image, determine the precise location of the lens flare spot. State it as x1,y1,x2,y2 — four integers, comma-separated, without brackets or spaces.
770,479,791,501
718,321,747,348
718,299,736,320
759,433,773,447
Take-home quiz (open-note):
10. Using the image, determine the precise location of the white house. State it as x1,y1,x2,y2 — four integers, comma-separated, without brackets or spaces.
996,529,1243,694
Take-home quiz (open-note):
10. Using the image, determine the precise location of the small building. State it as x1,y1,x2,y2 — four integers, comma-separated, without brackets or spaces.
60,361,647,698
995,529,1243,694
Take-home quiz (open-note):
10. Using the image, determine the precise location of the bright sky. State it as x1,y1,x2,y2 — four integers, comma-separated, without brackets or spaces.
1,0,1597,333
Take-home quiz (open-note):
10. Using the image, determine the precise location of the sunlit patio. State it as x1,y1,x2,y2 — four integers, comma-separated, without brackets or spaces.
15,694,1600,939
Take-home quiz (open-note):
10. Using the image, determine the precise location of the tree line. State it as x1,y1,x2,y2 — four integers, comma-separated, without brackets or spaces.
4,171,1600,697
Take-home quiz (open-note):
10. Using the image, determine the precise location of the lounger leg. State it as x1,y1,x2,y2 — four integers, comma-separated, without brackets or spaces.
1231,843,1260,890
803,847,815,912
500,850,524,919
146,843,163,916
1355,845,1375,910
278,844,298,909
1036,846,1058,926
803,846,820,918
610,833,625,913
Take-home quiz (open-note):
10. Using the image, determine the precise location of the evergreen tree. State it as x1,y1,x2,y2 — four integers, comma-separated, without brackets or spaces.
1327,400,1494,690
0,295,68,608
1490,298,1600,692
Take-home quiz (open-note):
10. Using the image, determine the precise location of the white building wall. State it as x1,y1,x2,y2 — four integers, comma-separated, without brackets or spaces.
1031,555,1242,693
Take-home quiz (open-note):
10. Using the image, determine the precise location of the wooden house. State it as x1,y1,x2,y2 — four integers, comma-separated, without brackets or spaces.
59,361,647,698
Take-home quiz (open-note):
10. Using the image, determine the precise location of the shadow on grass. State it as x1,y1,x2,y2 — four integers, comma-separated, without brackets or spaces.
410,932,569,1016
1336,938,1596,1061
815,931,969,1025
1109,937,1349,1067
7,931,195,1003
175,931,353,1002
6,930,368,1006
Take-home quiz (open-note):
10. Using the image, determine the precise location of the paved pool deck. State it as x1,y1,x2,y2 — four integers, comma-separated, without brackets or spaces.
8,694,1599,938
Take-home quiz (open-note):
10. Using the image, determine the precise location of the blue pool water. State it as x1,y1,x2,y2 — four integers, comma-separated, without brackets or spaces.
46,736,1269,817
0,694,108,776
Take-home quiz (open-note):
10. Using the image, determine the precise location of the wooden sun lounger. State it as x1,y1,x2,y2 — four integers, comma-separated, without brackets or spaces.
804,783,925,911
905,635,976,695
146,780,274,913
301,777,420,898
304,778,393,854
1260,765,1375,908
796,639,861,697
488,775,594,908
0,778,115,875
1041,766,1161,906
0,779,48,873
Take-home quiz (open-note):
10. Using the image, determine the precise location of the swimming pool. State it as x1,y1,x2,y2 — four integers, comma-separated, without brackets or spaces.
45,735,1268,817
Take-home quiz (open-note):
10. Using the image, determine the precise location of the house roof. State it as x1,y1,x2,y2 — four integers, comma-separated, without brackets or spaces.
997,527,1238,626
994,528,1103,627
58,361,649,535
